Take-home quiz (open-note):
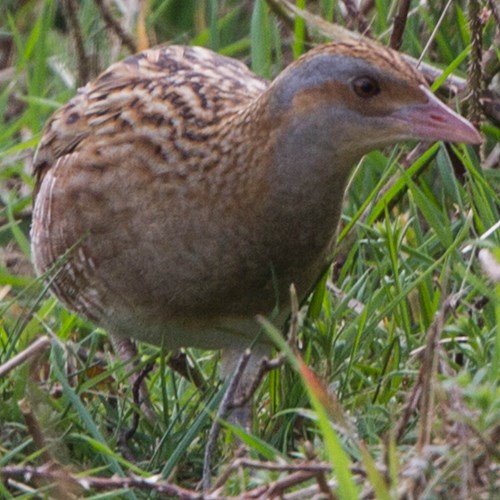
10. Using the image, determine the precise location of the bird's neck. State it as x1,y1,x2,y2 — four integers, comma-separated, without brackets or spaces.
214,86,363,234
246,89,360,217
235,87,360,175
222,91,360,277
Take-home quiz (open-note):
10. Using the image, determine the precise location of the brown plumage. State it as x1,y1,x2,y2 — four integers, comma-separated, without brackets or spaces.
31,40,480,395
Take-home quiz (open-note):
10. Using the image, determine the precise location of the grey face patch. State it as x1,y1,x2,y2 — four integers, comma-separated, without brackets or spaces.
269,54,394,113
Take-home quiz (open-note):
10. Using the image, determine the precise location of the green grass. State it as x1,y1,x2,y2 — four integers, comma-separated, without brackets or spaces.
1,0,499,498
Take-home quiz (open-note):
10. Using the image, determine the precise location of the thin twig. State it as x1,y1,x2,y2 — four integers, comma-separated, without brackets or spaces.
93,0,137,54
342,0,371,34
11,399,73,500
263,470,324,498
360,0,375,16
0,336,51,377
61,0,90,84
417,0,454,66
416,294,452,452
18,399,53,464
394,380,423,443
390,0,411,50
0,465,204,499
467,0,484,128
227,458,332,473
314,468,335,499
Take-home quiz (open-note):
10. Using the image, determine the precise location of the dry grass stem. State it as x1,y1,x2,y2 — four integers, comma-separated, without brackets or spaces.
61,0,90,85
390,0,411,50
93,0,137,54
0,336,50,378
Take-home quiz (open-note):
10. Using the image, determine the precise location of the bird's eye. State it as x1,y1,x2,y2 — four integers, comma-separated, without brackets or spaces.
352,76,380,98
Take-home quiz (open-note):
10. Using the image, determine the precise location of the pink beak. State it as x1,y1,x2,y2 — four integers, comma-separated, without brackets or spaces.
395,85,482,145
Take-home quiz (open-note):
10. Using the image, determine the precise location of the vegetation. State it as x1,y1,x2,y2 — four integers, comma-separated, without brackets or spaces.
1,0,499,497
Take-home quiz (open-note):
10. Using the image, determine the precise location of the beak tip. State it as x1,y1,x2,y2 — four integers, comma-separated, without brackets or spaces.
469,128,483,145
457,123,482,145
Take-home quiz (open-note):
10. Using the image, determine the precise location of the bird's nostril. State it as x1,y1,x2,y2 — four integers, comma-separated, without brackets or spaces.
430,113,446,123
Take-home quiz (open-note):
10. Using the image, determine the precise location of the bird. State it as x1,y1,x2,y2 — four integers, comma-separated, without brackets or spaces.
31,39,481,428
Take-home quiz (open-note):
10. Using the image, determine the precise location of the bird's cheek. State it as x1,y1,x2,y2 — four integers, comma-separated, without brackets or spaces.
341,118,409,151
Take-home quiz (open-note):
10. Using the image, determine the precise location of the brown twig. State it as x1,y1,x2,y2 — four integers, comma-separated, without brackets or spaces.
416,294,452,452
0,465,203,499
242,470,325,498
18,399,53,464
0,336,51,377
467,0,484,128
211,456,334,492
61,0,90,85
394,376,423,443
393,294,455,445
93,0,137,54
360,0,375,16
342,0,371,35
16,400,74,499
225,458,332,473
314,468,335,499
390,0,411,50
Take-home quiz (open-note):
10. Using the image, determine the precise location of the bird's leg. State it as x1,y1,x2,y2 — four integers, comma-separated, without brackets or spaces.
118,361,155,460
203,349,252,491
230,354,286,411
110,335,156,427
110,337,207,423
166,350,207,391
221,343,273,430
202,344,273,490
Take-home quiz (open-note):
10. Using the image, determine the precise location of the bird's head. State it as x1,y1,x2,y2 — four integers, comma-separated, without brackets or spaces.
268,40,481,162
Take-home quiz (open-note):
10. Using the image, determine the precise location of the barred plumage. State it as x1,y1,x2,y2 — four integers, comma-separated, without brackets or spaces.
31,40,480,404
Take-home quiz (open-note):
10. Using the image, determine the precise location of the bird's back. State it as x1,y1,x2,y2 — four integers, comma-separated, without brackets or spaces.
33,45,268,178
